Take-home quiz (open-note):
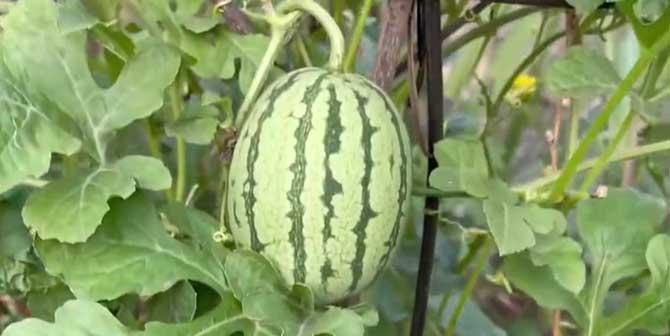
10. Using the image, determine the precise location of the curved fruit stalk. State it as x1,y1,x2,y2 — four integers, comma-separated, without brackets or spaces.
235,0,347,126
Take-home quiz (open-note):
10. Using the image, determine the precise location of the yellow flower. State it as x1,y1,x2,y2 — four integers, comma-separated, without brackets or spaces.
505,74,537,107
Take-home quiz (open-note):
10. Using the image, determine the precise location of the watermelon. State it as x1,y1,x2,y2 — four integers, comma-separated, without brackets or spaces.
227,67,412,304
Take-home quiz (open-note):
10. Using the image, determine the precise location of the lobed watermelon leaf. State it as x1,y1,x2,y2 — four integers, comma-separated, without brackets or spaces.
0,0,180,242
34,193,228,301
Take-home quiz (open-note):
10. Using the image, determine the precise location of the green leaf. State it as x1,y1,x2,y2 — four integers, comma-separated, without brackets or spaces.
1,0,180,163
0,63,81,193
145,281,197,324
429,139,489,197
302,307,369,336
26,284,75,322
566,0,608,15
166,116,218,145
224,249,288,301
112,156,172,191
140,293,279,336
2,296,275,336
3,0,179,242
23,155,172,243
483,202,564,255
0,202,31,258
35,193,227,301
161,202,228,267
619,0,670,49
503,253,585,325
548,47,623,99
224,250,377,335
22,154,169,241
483,200,534,255
577,188,666,330
136,0,273,92
600,234,670,336
529,235,585,294
2,300,131,336
165,96,223,144
22,168,137,243
437,295,506,336
58,0,99,34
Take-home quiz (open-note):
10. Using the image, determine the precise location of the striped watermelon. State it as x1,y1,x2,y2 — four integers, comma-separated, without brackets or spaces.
227,67,412,304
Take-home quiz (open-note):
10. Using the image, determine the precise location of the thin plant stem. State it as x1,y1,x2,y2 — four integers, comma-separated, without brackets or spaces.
142,120,171,200
21,178,49,188
343,0,374,72
295,34,313,67
169,81,187,202
332,0,346,28
278,0,346,71
445,237,491,336
568,99,580,157
579,108,635,193
412,186,470,198
513,139,670,196
579,51,670,192
548,29,670,201
442,7,542,59
235,26,287,125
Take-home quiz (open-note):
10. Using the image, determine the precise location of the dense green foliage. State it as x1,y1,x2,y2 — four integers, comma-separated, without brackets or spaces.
1,0,670,335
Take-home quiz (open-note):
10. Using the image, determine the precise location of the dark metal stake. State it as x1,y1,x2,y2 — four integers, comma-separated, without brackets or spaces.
409,0,443,335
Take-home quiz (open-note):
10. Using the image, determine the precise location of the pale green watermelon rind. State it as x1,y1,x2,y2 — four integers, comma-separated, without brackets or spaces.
227,67,412,304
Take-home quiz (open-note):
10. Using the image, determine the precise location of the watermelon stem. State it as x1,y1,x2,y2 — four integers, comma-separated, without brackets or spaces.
278,0,345,71
235,10,301,126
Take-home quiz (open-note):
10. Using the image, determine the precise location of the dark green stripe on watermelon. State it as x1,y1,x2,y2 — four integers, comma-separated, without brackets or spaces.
288,73,329,283
349,90,380,293
367,82,410,271
320,84,344,285
244,70,310,252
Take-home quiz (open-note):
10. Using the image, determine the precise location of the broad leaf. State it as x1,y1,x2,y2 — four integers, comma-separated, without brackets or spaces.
484,202,564,255
2,297,270,336
145,281,197,324
577,188,666,331
58,0,99,33
112,156,172,190
35,193,227,301
23,156,171,243
530,235,585,294
3,0,179,242
0,63,80,193
26,284,75,322
1,0,180,162
161,202,227,265
0,202,31,258
165,101,220,145
140,293,278,336
548,47,623,99
437,294,507,336
136,0,272,93
1,300,131,336
503,253,585,325
224,250,377,335
600,234,670,336
429,139,489,197
22,168,136,243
